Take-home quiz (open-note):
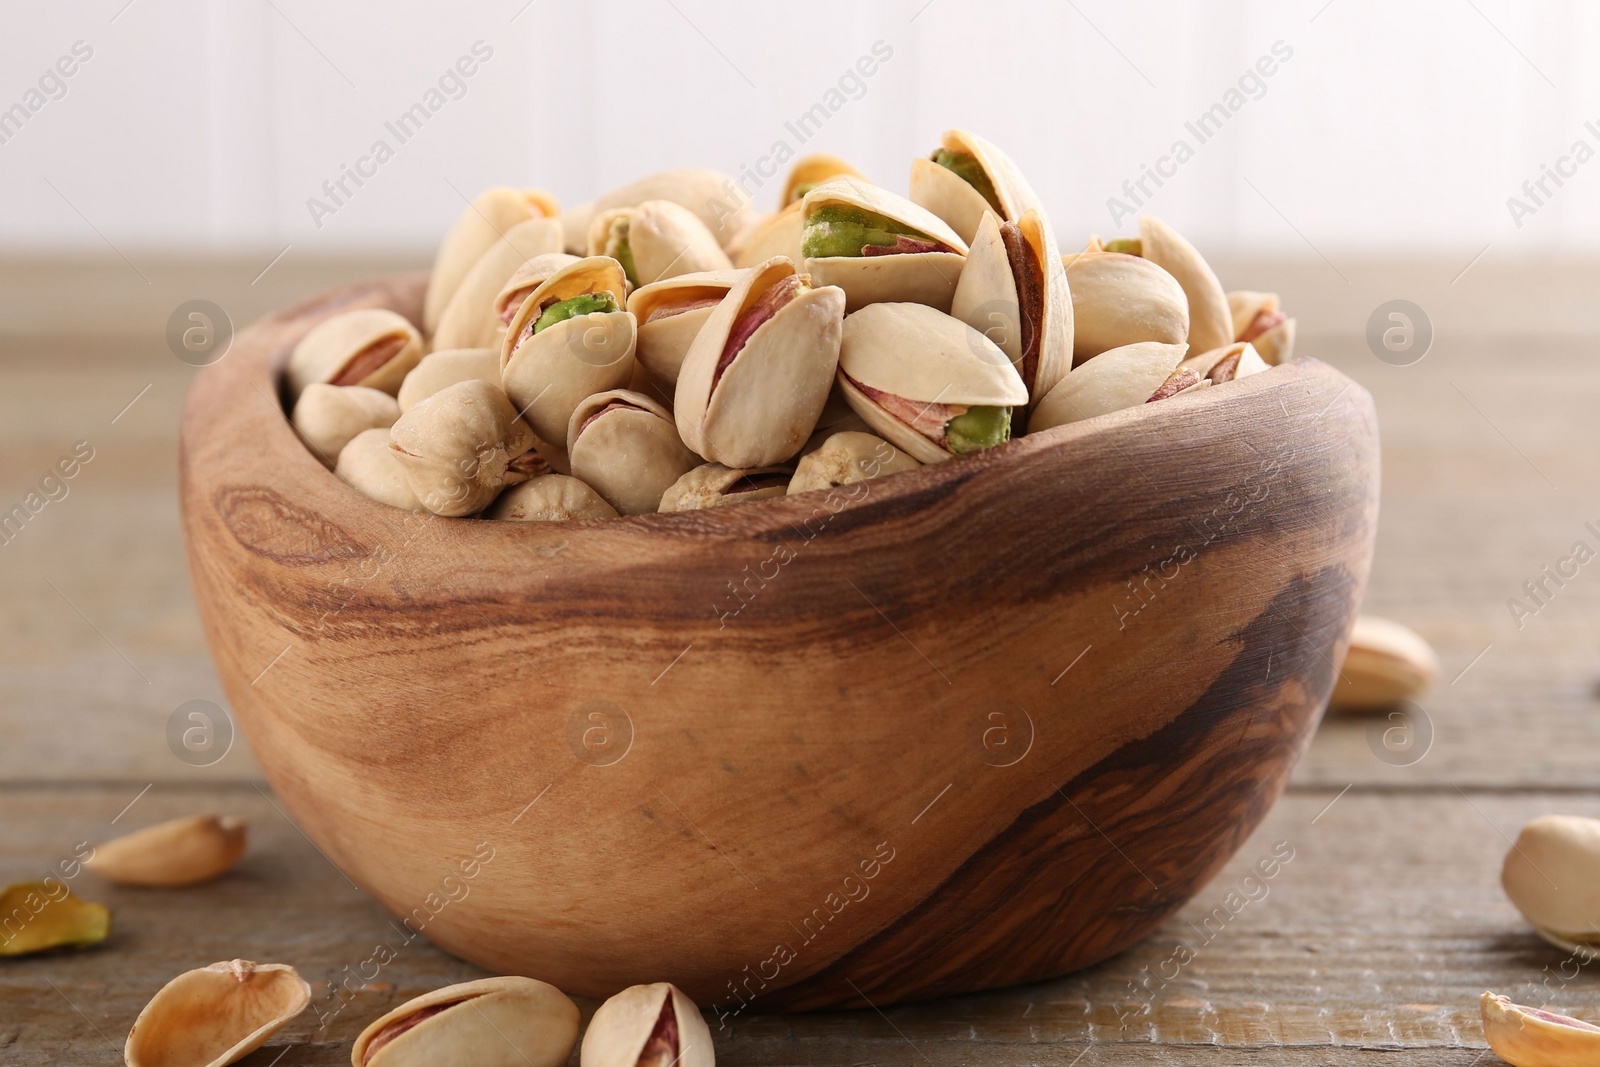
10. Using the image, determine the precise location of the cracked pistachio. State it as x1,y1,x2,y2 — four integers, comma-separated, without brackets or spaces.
569,389,699,515
125,960,310,1067
487,473,618,522
388,379,541,517
291,384,399,467
660,462,794,512
837,301,1027,464
1030,341,1187,432
789,430,919,495
1180,341,1270,384
783,153,867,209
433,217,567,351
732,154,869,269
580,982,714,1067
1501,815,1600,952
352,976,579,1067
424,186,560,334
1228,289,1297,365
908,128,1045,246
85,814,245,888
1481,991,1600,1067
587,200,732,288
0,881,109,957
396,348,501,413
626,269,746,388
285,309,422,402
1062,249,1189,364
675,257,845,467
336,429,424,512
492,253,584,335
1098,214,1233,355
1146,366,1209,404
801,180,968,313
583,168,754,252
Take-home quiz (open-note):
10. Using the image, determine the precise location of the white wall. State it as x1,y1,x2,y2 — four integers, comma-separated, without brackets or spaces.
0,0,1595,258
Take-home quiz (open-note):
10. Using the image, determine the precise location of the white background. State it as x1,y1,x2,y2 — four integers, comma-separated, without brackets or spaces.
0,0,1595,258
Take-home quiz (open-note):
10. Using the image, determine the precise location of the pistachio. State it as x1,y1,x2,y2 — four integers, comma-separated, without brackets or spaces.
627,269,746,388
336,429,425,512
1227,289,1297,365
1480,991,1600,1067
1328,614,1438,711
732,204,805,270
782,152,867,209
352,976,579,1067
388,379,539,517
493,253,584,330
588,200,733,287
291,384,399,466
424,186,560,334
561,201,596,254
1501,815,1600,949
1062,250,1189,363
285,309,423,402
660,462,794,512
396,348,501,413
432,217,567,351
908,128,1045,245
1029,341,1188,432
487,473,619,522
801,180,969,313
1146,366,1207,403
788,431,919,495
0,881,109,956
585,168,754,251
580,982,714,1067
569,389,699,514
1098,216,1233,356
84,814,246,888
1180,341,1270,384
125,960,310,1067
675,257,846,467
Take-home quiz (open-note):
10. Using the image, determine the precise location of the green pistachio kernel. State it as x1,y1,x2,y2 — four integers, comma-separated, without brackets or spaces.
1104,237,1143,256
934,149,1002,213
608,219,639,287
945,405,1012,454
801,204,938,259
790,181,819,202
533,292,620,335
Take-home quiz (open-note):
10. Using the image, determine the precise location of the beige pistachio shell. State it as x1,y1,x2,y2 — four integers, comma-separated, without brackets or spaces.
336,429,424,511
1481,991,1600,1067
388,380,538,517
1329,614,1439,711
802,179,969,313
0,881,109,956
397,348,501,413
907,129,1045,245
1147,366,1210,403
1501,815,1600,944
1254,317,1296,365
424,186,560,334
733,202,804,269
1030,341,1187,432
675,257,846,467
561,201,595,254
660,463,793,512
1180,341,1269,383
589,168,753,250
493,253,584,328
285,309,422,402
788,431,919,495
486,474,618,522
1227,290,1278,338
783,152,866,207
125,960,310,1067
290,384,400,466
1136,215,1233,355
352,976,579,1067
1226,290,1297,364
580,982,714,1067
627,269,746,387
568,389,699,515
589,200,733,286
85,814,245,888
1062,251,1190,364
433,217,567,351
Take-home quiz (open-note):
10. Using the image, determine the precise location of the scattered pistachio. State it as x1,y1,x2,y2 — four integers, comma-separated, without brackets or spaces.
352,976,579,1067
0,881,109,957
580,982,714,1067
1481,991,1600,1067
1501,815,1600,952
1328,614,1439,712
124,960,309,1067
84,814,246,888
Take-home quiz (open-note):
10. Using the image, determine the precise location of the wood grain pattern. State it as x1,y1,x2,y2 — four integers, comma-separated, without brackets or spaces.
176,276,1378,1008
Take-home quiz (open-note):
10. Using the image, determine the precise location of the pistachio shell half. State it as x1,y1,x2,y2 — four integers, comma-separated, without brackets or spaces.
586,168,754,251
580,981,714,1067
588,200,733,287
285,309,423,402
290,384,400,467
627,269,746,388
1109,215,1233,355
789,431,919,495
1029,341,1187,432
1062,250,1189,363
1501,815,1600,947
396,348,501,413
352,976,579,1067
801,179,968,313
1180,341,1270,384
85,814,246,888
424,186,560,334
487,474,619,522
1481,991,1600,1067
125,960,310,1067
908,128,1045,245
336,429,424,511
389,379,539,517
675,257,846,467
432,217,567,351
1228,290,1296,364
569,389,699,515
659,463,794,512
0,881,109,956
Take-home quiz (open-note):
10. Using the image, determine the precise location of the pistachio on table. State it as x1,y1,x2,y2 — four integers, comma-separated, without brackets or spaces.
424,186,560,334
789,430,919,495
389,379,542,517
569,389,699,514
1029,341,1188,432
487,473,619,522
432,217,567,351
1328,614,1439,712
1480,991,1600,1067
1228,289,1298,365
395,348,501,413
1098,215,1234,356
285,309,422,402
908,128,1044,245
0,881,109,956
291,384,399,466
84,814,246,888
125,960,310,1067
588,199,732,288
660,462,793,512
1063,249,1190,364
1501,814,1600,954
336,429,424,512
352,976,579,1067
581,981,713,1067
801,179,968,312
627,269,745,389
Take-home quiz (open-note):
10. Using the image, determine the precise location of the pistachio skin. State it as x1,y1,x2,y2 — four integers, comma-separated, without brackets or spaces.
0,882,109,956
1481,991,1600,1067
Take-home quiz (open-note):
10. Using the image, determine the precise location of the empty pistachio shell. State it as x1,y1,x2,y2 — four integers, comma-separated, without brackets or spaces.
389,380,539,517
0,881,109,956
789,431,919,495
580,982,714,1067
291,384,399,466
569,390,699,515
1501,815,1600,946
837,302,1027,464
396,348,501,413
1111,215,1233,355
337,429,424,511
627,269,746,387
1062,251,1189,363
352,976,579,1067
1029,341,1187,432
1328,614,1439,711
660,463,793,512
1480,991,1600,1067
125,960,310,1067
587,168,753,251
285,309,422,402
433,217,567,351
487,473,619,522
85,814,246,888
588,200,733,288
675,257,846,467
908,128,1045,246
1180,341,1269,384
801,180,968,313
424,186,561,334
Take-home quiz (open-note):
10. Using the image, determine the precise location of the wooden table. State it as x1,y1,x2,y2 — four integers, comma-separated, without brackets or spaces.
3,258,1598,1065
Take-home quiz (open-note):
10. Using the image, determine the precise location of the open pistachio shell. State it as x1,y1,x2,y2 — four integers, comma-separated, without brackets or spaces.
433,217,566,351
733,202,804,269
1062,251,1190,364
1502,815,1600,945
1131,215,1233,355
1180,341,1269,383
789,431,919,495
486,474,618,522
783,152,867,208
389,379,538,517
837,302,1027,464
397,348,501,413
337,429,424,511
1228,290,1296,364
675,257,846,467
908,128,1045,245
501,256,638,443
627,269,746,388
1147,366,1209,403
801,179,969,313
285,309,422,402
352,976,578,1067
290,384,400,467
568,389,699,515
1030,340,1187,432
950,209,1072,412
580,982,714,1067
125,960,310,1067
85,814,245,888
0,881,109,956
424,186,560,334
660,463,793,512
493,253,584,330
588,200,733,287
587,168,753,251
1481,991,1600,1067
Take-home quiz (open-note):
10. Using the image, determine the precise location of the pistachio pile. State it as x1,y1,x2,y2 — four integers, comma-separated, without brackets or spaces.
286,128,1298,519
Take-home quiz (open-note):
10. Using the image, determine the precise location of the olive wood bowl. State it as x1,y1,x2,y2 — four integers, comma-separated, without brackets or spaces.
180,274,1378,1012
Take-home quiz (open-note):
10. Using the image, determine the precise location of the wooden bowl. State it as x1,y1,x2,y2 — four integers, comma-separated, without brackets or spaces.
180,275,1378,1012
